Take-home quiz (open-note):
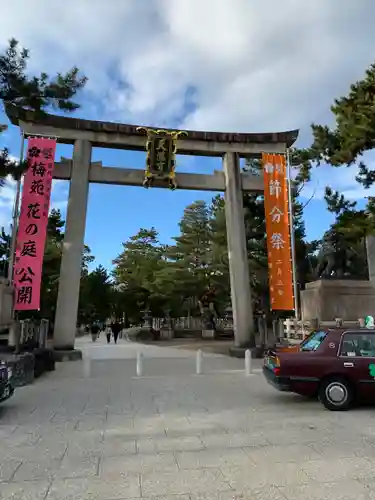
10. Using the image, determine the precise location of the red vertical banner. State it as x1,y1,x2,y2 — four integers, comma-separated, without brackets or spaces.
13,137,57,311
262,153,294,311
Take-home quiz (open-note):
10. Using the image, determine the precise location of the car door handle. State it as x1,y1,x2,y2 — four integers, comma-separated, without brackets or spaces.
344,362,354,367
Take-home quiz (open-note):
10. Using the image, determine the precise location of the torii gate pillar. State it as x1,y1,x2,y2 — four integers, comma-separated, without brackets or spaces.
223,152,254,347
53,140,91,353
6,104,299,358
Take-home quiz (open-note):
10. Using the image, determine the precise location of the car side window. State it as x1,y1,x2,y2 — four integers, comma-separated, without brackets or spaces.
340,332,375,357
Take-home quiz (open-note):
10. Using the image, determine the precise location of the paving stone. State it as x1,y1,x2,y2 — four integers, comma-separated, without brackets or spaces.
357,441,375,459
137,496,191,500
137,436,205,454
105,414,134,430
280,480,373,500
102,435,137,456
141,496,190,500
48,416,80,430
32,441,68,460
244,443,322,464
100,452,179,478
6,337,375,500
1,442,67,462
141,468,231,496
0,425,17,437
65,434,104,458
103,427,137,441
0,480,50,500
201,432,269,450
75,416,106,432
189,488,286,500
311,439,369,459
46,476,141,499
13,458,62,481
302,457,374,483
0,458,22,482
175,448,253,469
2,429,41,447
55,456,99,479
265,428,323,446
221,462,310,489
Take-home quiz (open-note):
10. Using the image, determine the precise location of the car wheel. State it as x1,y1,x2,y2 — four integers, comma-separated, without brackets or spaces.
318,377,353,411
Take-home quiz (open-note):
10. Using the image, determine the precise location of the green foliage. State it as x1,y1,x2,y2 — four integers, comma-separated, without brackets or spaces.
0,38,87,186
290,62,375,187
112,228,167,318
312,63,375,171
291,61,375,279
169,201,213,301
78,265,113,324
2,209,99,322
0,227,11,276
243,157,317,292
0,38,87,113
38,209,65,320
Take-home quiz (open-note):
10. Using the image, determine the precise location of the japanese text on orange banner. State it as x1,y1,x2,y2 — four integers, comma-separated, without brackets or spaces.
262,153,294,310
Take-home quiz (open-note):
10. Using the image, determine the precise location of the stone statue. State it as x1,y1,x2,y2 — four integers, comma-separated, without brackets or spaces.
316,231,356,278
198,288,218,330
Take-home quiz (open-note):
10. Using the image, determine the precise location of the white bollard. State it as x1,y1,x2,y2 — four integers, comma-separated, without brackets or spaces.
196,349,203,375
245,349,252,376
83,356,91,378
136,351,144,377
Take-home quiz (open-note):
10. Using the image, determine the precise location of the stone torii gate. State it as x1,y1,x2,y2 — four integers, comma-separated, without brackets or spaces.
7,106,298,356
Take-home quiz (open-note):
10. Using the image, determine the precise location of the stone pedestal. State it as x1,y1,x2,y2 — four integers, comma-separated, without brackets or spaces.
160,328,174,340
0,278,13,344
301,280,375,321
229,346,262,358
366,235,375,283
53,349,82,362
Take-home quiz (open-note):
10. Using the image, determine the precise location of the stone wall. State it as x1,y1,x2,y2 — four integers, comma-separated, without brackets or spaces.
0,278,13,328
301,280,375,321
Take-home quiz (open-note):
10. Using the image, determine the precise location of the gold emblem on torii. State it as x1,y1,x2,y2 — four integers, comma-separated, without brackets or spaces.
137,127,188,189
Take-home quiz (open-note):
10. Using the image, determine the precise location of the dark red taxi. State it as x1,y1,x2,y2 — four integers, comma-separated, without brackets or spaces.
263,328,375,411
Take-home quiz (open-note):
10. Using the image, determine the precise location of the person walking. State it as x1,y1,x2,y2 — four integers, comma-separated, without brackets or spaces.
90,323,100,342
111,320,122,344
105,322,112,344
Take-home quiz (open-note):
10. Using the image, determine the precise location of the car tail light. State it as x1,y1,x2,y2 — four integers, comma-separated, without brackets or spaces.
273,367,281,376
275,356,280,366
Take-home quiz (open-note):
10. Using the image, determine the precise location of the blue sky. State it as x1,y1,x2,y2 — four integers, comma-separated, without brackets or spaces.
1,112,372,272
1,0,375,271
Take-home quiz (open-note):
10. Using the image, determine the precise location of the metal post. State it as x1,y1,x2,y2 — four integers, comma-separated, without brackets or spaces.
8,132,25,283
286,149,299,320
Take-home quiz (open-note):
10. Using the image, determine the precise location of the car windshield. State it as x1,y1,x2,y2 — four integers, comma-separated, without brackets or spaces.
300,330,328,351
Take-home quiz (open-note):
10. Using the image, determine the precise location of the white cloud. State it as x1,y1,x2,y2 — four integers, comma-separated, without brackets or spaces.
2,0,375,199
1,0,374,129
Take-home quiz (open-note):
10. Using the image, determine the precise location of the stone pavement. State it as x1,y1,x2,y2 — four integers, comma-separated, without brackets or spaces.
2,336,375,499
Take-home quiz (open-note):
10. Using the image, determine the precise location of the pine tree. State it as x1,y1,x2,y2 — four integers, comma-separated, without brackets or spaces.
112,228,165,314
0,38,87,186
168,201,213,306
78,265,113,324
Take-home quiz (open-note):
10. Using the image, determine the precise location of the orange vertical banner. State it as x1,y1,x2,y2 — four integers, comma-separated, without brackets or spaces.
262,153,294,311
